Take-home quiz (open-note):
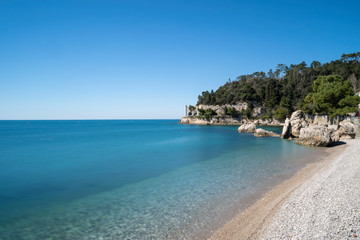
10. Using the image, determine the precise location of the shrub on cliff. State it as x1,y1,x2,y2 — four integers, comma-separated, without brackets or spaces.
224,107,240,118
188,105,196,111
197,108,217,120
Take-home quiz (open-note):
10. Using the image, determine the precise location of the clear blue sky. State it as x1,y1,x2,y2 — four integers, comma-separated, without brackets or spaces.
1,0,359,119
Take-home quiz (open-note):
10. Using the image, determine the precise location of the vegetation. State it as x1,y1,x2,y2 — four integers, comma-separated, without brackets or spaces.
196,52,360,118
302,75,360,117
274,107,290,121
188,105,196,111
197,108,217,120
224,107,240,118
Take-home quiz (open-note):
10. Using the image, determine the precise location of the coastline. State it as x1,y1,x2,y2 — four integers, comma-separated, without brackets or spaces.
179,117,284,127
209,140,350,240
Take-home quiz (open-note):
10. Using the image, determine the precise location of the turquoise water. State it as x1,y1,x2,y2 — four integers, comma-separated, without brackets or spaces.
0,120,322,239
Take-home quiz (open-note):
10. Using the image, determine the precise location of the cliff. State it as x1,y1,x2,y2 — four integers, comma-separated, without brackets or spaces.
179,116,283,126
179,116,242,126
180,103,283,126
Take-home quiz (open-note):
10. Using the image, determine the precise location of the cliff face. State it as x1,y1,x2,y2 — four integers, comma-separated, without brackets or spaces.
179,116,283,126
186,103,266,118
179,116,242,125
180,103,280,126
196,103,248,113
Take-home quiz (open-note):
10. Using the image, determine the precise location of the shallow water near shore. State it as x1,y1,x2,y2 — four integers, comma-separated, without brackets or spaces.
0,120,325,239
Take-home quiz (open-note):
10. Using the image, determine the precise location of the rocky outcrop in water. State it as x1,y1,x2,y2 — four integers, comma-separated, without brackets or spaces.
281,118,291,139
238,123,256,133
254,128,280,137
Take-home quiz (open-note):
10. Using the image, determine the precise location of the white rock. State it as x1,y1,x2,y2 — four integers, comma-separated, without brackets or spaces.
238,123,256,133
281,118,291,139
296,125,339,147
254,128,280,137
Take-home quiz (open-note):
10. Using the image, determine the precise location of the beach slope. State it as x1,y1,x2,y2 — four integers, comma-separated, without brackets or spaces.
211,139,359,240
261,139,360,239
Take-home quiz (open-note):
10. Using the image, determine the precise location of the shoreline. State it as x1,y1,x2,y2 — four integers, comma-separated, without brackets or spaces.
209,140,349,240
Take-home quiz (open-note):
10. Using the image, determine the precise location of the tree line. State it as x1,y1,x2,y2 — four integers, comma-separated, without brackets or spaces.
197,52,360,119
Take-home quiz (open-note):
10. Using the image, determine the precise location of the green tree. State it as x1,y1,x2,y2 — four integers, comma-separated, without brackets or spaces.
225,107,240,118
198,108,206,116
197,108,217,120
274,107,290,120
204,109,217,119
303,75,360,117
188,105,196,111
196,53,360,118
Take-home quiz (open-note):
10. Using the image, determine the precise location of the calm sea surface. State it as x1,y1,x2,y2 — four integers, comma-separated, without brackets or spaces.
0,120,323,239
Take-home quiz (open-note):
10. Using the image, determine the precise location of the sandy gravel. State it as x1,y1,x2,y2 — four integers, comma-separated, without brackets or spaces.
210,139,358,240
261,139,360,239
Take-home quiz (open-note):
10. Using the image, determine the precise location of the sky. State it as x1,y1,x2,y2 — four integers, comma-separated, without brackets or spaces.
1,0,360,119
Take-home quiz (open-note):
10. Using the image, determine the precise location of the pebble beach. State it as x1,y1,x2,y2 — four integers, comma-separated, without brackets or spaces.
211,139,360,240
261,139,360,239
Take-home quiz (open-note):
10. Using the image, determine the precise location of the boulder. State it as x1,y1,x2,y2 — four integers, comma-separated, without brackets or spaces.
281,118,291,139
338,121,356,139
289,110,308,137
296,125,339,147
238,123,256,133
254,128,280,137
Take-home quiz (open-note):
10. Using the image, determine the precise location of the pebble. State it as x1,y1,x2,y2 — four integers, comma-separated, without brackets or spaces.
261,139,360,239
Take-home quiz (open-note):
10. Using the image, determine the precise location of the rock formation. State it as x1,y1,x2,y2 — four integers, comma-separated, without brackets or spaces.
254,128,280,137
281,118,291,139
238,123,256,133
337,120,356,139
296,126,339,147
179,116,242,125
289,110,308,137
281,110,309,139
280,110,359,146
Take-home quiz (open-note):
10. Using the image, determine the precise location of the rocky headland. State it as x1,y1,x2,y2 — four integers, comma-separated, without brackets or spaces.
180,104,359,146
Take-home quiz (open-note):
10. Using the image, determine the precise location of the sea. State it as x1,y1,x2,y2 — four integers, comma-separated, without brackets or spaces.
0,120,324,239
